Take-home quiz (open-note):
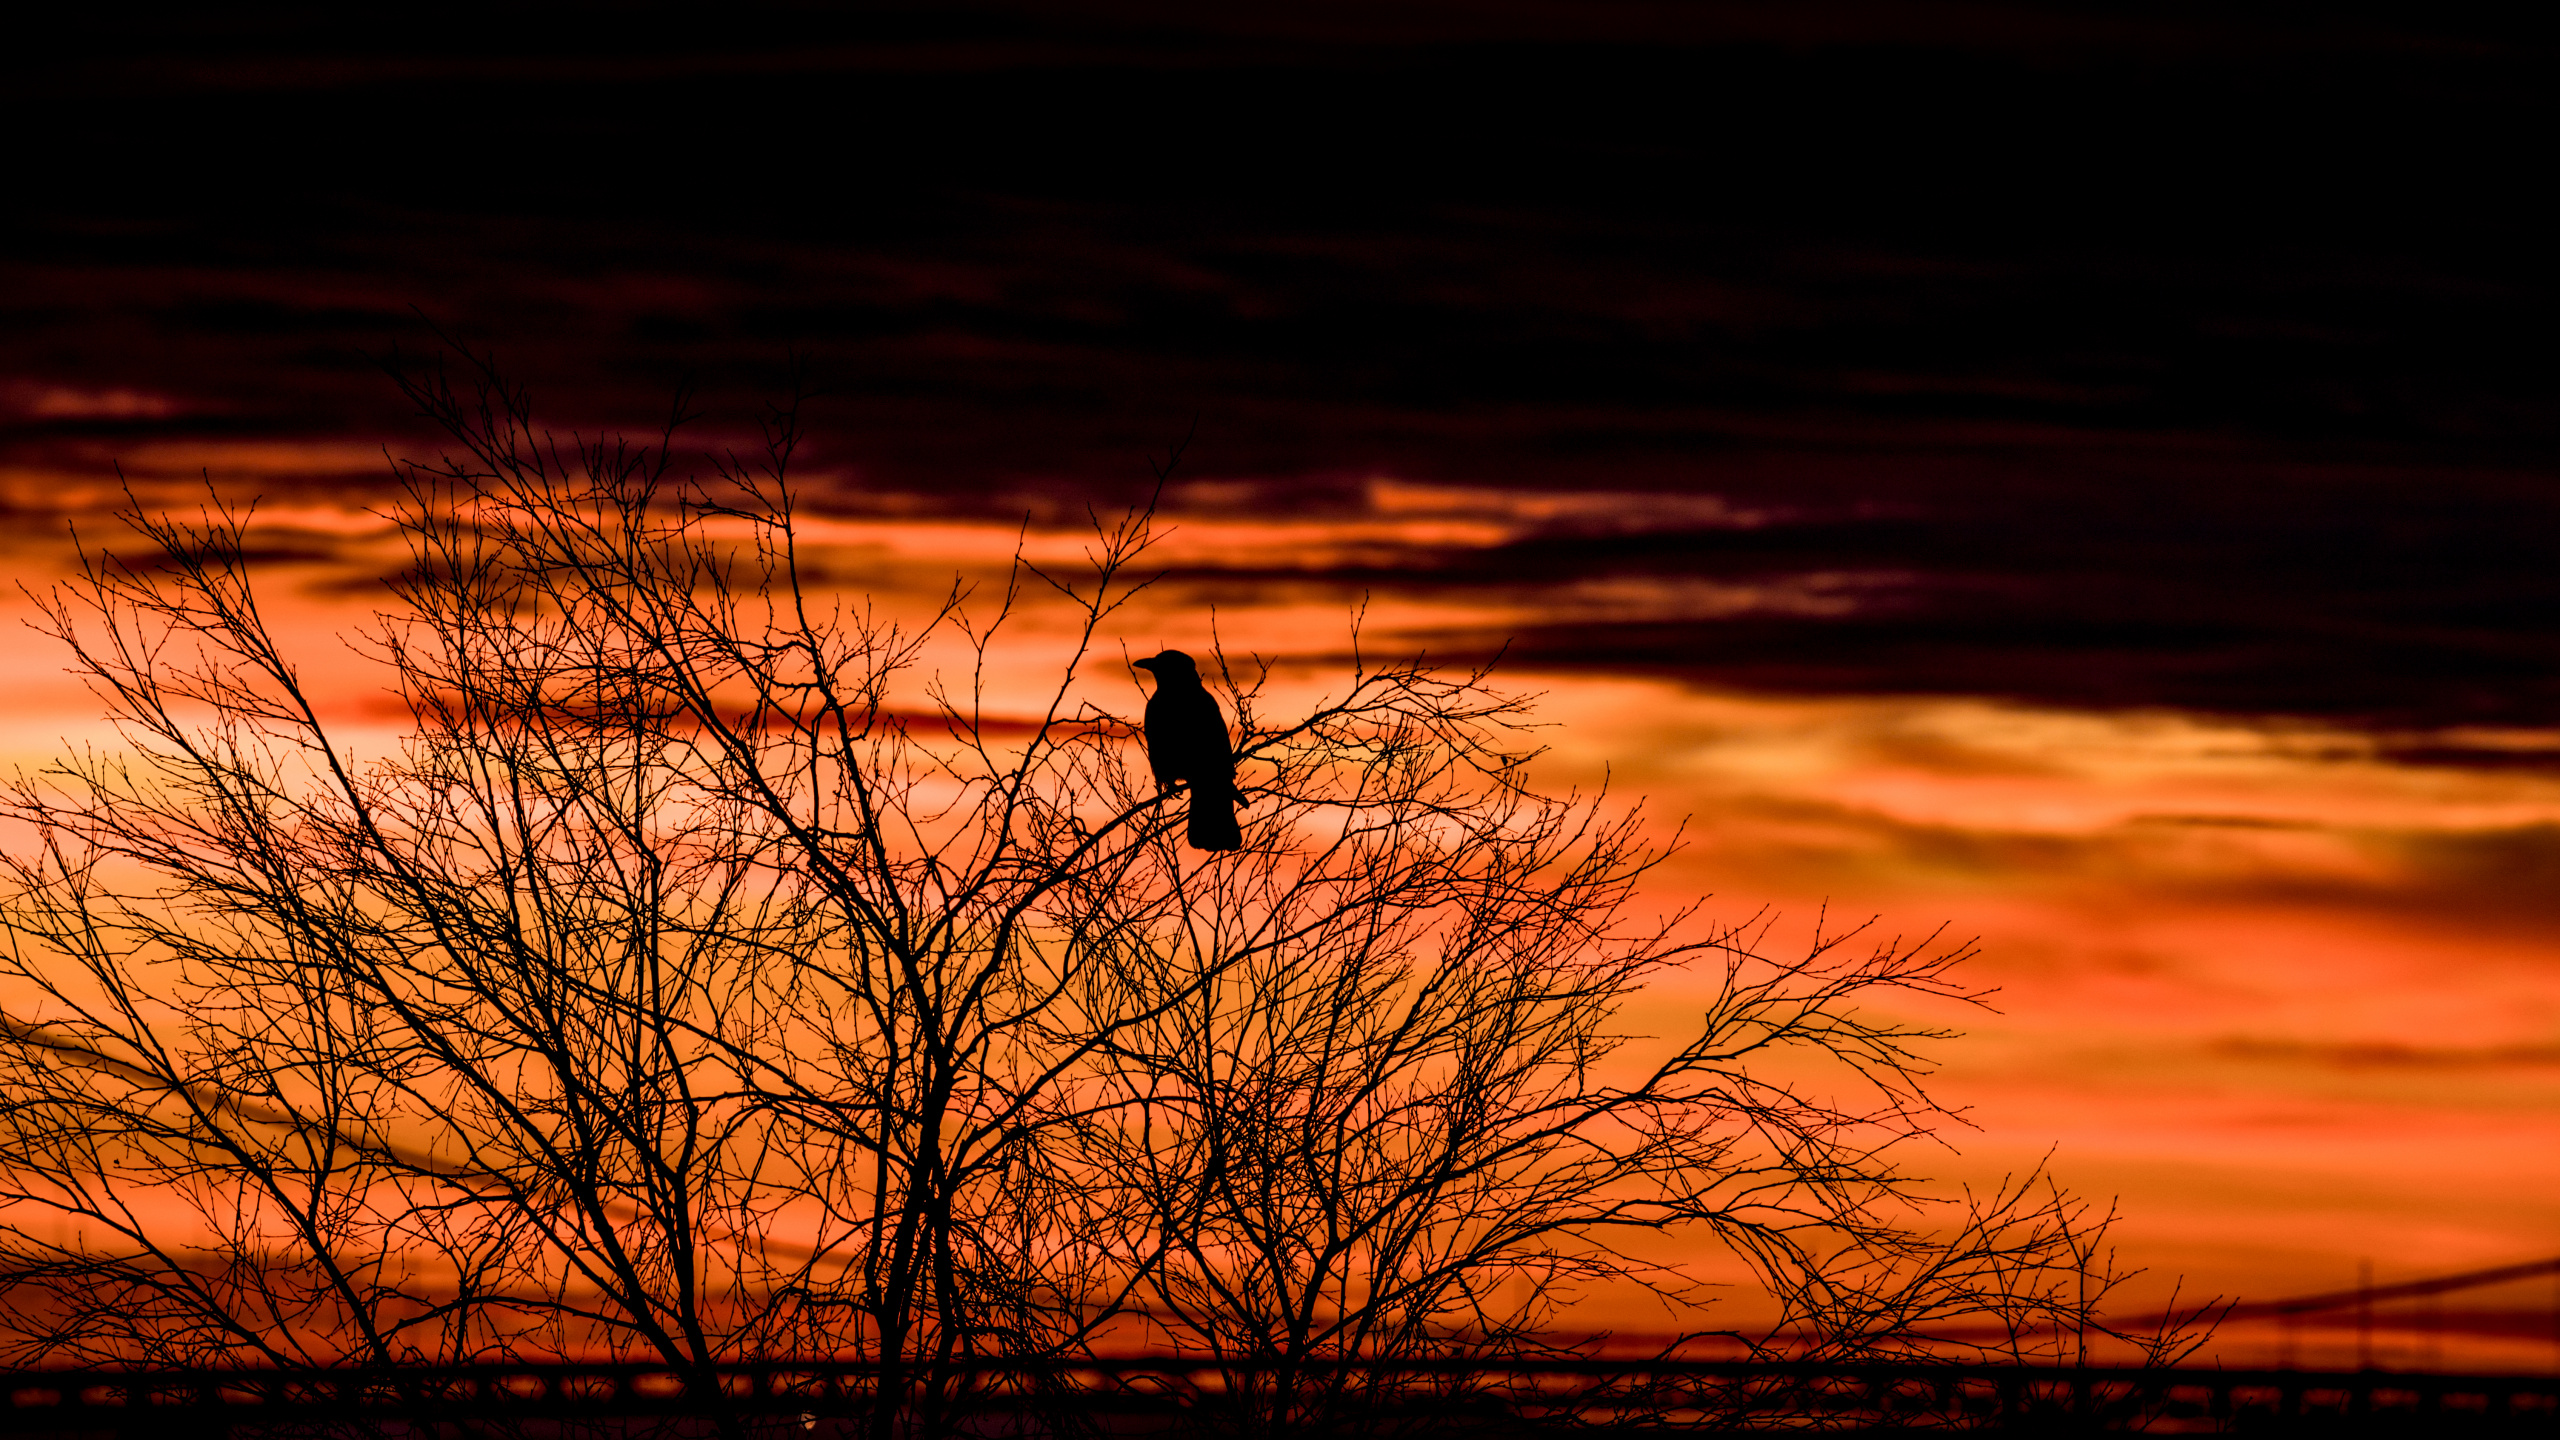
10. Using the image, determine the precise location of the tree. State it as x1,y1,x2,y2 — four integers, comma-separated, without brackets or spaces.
0,356,2197,1434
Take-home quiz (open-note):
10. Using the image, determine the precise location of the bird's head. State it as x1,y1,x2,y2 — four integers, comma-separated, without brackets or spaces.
1133,649,1199,680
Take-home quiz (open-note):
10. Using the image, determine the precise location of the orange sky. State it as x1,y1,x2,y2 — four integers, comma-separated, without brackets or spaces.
6,0,2555,1379
3,465,2552,1369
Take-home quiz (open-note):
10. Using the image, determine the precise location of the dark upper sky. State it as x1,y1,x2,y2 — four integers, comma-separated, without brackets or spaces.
5,0,2554,733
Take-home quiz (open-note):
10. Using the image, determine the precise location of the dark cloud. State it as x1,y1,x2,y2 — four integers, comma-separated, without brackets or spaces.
1162,456,2560,727
3,1,2551,728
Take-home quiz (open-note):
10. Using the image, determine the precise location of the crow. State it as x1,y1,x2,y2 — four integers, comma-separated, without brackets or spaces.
1133,649,1242,851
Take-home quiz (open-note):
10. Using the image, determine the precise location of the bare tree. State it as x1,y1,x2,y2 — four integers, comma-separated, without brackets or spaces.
0,358,2197,1436
1058,694,2185,1432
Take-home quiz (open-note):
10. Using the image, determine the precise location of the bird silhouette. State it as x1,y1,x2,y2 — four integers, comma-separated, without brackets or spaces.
1133,649,1242,851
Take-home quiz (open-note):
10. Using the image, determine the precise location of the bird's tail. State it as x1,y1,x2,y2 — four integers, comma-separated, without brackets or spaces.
1187,780,1242,852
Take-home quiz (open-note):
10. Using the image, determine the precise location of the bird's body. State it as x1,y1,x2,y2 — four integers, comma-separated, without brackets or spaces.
1133,650,1242,851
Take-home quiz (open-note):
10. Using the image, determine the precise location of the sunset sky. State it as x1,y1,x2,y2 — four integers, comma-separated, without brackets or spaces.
6,0,2555,1368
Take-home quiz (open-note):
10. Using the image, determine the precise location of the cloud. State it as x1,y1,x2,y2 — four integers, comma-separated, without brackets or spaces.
2208,1037,2560,1072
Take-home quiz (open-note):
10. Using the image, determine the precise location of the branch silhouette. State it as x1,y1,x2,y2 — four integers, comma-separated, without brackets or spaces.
0,357,2204,1436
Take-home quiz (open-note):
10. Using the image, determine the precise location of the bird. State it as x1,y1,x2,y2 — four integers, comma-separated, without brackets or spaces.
1132,649,1242,851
